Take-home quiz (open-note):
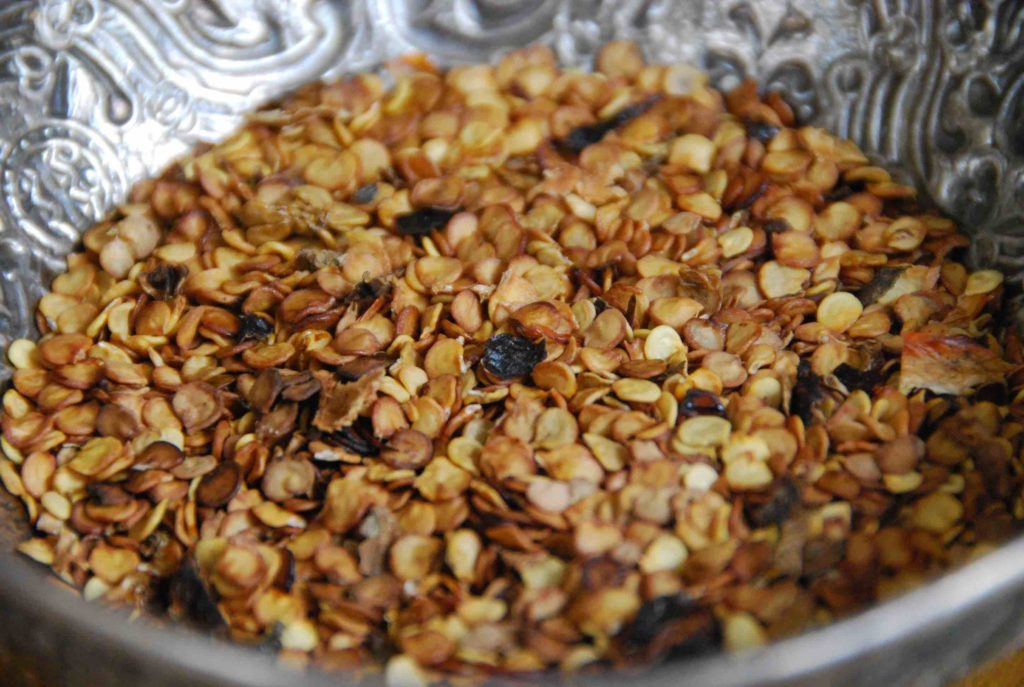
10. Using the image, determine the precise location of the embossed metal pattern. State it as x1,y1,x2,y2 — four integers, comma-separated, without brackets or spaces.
0,1,1023,686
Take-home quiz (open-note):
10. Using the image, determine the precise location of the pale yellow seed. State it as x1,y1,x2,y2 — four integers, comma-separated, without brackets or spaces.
911,492,963,533
883,471,923,494
644,325,685,361
683,463,719,491
758,261,809,299
677,416,731,447
964,269,1003,296
639,534,688,573
280,619,320,652
723,612,768,651
816,291,864,333
611,378,661,404
724,457,773,490
40,491,71,520
668,134,716,174
718,226,754,259
7,339,39,370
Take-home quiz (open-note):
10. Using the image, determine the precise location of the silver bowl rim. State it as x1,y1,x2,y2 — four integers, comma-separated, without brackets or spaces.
2,527,1022,686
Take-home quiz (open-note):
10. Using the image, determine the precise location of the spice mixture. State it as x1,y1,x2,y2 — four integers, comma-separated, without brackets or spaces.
2,41,1023,684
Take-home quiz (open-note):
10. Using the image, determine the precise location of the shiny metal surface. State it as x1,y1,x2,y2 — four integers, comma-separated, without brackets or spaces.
1,1,1023,685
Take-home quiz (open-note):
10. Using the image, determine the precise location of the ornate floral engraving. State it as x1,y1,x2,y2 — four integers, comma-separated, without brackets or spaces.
0,0,1018,338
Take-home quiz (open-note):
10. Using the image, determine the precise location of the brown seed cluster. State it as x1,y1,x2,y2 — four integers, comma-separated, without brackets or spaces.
3,41,1024,684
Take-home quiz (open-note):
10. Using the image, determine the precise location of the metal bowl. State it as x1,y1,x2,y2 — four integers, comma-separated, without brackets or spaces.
2,1,1023,685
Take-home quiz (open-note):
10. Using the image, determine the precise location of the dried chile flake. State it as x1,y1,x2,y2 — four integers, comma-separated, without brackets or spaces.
482,333,546,379
395,207,456,236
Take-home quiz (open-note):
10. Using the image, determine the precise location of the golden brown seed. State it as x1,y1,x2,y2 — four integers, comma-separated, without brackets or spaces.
136,441,184,470
172,382,223,433
389,534,441,580
262,459,316,502
816,292,863,333
380,429,434,470
196,461,242,508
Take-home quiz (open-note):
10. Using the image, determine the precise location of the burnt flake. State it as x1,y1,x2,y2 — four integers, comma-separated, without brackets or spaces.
352,183,378,204
790,359,824,425
556,97,659,154
857,266,905,305
619,595,721,662
169,559,225,630
833,361,886,394
395,207,456,236
330,418,381,457
744,119,781,143
745,478,800,528
482,333,546,379
237,314,274,342
141,264,188,299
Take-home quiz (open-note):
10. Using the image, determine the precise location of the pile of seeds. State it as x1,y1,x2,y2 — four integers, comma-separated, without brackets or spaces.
3,41,1024,684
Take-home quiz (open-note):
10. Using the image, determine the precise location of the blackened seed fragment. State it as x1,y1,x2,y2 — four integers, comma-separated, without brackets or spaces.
731,180,768,212
395,207,456,236
680,389,727,417
169,559,225,630
762,218,790,233
141,264,188,299
556,97,659,154
791,360,824,425
238,314,274,342
618,595,721,662
745,478,800,528
352,183,377,204
621,595,694,647
482,333,546,379
331,419,381,457
833,362,885,394
744,119,781,143
857,266,905,305
823,181,866,203
344,278,392,308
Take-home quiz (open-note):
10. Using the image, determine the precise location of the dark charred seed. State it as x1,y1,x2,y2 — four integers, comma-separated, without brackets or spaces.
745,478,800,528
744,119,781,143
857,266,906,305
352,183,378,204
168,559,225,630
482,333,546,379
680,388,728,417
556,97,659,154
237,314,274,342
395,207,457,236
141,264,188,299
790,359,824,425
